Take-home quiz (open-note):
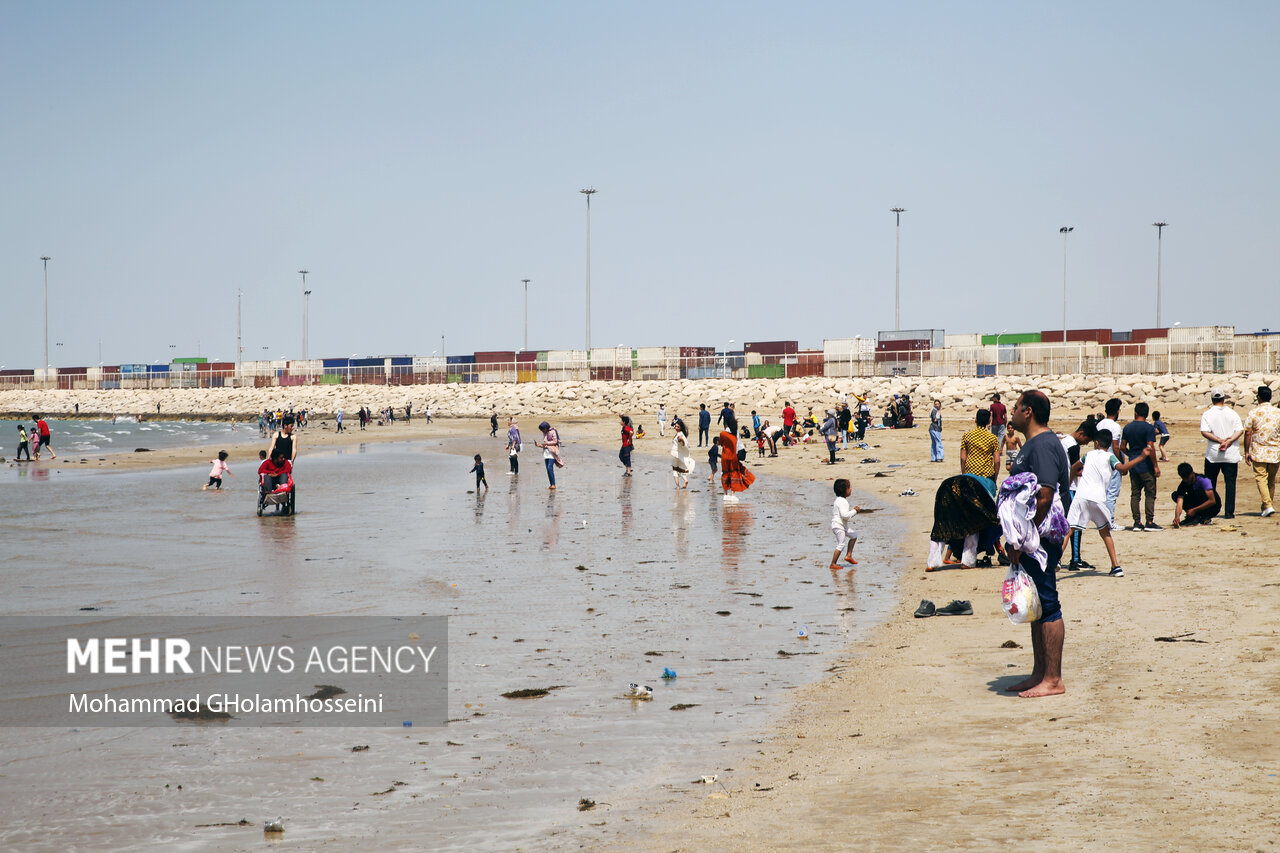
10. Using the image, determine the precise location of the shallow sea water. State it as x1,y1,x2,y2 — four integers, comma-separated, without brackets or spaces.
0,438,901,851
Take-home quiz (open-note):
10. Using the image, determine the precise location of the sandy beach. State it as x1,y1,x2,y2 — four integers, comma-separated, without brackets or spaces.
4,382,1279,850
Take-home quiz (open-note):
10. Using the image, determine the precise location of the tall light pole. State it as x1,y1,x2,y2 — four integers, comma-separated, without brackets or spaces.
521,278,531,351
40,256,51,375
236,289,243,382
1059,227,1074,360
580,188,596,352
1153,221,1168,328
994,328,1008,377
890,208,905,330
299,270,310,361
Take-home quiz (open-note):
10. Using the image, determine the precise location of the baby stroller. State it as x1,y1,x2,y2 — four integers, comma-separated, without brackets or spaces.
257,457,296,516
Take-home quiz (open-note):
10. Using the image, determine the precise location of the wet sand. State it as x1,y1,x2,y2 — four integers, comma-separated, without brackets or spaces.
0,422,902,850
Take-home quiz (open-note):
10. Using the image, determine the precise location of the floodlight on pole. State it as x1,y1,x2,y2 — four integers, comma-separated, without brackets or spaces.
890,209,905,330
1153,222,1168,328
580,188,596,352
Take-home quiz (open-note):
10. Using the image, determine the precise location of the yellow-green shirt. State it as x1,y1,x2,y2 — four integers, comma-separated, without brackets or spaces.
962,427,1000,478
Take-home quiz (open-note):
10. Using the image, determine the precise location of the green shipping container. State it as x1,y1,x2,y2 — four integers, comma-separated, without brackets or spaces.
172,357,208,364
980,332,1041,345
319,374,342,384
748,364,786,379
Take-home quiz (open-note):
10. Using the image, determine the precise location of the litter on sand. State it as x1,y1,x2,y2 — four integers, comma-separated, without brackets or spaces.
899,489,917,496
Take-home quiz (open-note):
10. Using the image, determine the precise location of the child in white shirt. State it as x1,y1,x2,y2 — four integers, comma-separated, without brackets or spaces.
1067,429,1149,577
829,478,861,570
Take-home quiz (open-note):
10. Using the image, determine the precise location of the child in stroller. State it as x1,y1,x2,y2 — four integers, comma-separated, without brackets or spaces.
257,449,296,516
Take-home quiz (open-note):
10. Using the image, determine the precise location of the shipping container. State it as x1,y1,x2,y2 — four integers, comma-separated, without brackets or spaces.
196,361,235,372
876,339,931,353
679,346,715,357
444,355,475,365
944,333,983,348
1039,329,1113,344
748,364,786,379
517,369,538,382
879,329,945,347
172,356,208,364
744,340,798,356
322,357,351,369
1169,325,1234,343
473,351,515,365
980,332,1040,345
516,351,538,363
413,356,446,371
976,364,996,377
148,364,170,374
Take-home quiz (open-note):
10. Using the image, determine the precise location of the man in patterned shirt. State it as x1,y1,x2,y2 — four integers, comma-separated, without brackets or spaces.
1243,385,1280,518
961,409,1001,486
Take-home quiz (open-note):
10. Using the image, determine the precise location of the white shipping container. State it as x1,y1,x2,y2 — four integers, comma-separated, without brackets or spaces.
945,333,982,348
1169,325,1235,343
413,356,447,371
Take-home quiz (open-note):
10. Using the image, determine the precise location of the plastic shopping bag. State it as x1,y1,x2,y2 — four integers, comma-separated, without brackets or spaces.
927,540,946,570
1001,565,1042,624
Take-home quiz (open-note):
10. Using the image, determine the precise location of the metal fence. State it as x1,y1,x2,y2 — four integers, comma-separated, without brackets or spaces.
3,340,1276,390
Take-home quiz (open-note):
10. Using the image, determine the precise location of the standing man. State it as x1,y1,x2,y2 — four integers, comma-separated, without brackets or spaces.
929,400,944,462
1005,390,1071,698
1243,385,1280,517
489,410,499,437
425,404,433,424
1200,388,1243,519
989,393,1007,449
405,401,412,423
717,402,737,437
335,408,345,433
782,401,796,441
697,404,711,447
34,415,55,459
657,403,667,437
1097,398,1126,525
1120,402,1161,531
838,403,852,451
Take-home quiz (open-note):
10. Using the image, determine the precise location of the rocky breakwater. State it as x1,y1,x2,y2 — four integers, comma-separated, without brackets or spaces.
2,372,1275,421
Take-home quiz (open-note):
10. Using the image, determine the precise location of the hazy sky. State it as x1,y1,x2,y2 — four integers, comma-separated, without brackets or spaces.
3,1,1277,367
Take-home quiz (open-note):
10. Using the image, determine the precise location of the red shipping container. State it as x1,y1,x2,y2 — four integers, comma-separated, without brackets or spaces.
744,340,798,355
516,351,538,363
1040,329,1113,344
876,339,930,352
473,351,516,365
1128,328,1166,343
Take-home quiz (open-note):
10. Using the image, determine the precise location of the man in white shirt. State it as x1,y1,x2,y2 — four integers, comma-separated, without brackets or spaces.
1097,398,1126,525
1200,388,1243,519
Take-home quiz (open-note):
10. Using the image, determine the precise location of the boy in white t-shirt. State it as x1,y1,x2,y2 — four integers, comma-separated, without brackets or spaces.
829,478,861,571
1067,428,1151,578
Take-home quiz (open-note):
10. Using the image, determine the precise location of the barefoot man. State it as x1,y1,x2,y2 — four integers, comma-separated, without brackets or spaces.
1005,390,1072,698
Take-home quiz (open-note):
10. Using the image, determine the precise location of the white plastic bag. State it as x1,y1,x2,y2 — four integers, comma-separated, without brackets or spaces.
1001,565,1042,624
927,540,946,570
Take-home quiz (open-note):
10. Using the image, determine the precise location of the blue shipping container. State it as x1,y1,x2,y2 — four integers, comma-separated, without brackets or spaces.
322,358,350,368
389,357,412,366
446,355,476,365
350,357,384,367
977,364,996,377
148,364,170,373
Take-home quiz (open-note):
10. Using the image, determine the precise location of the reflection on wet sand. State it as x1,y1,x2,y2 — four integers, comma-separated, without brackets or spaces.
720,503,754,571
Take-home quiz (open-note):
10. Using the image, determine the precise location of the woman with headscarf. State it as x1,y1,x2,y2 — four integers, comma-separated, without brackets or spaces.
669,416,694,490
821,409,840,464
535,421,563,490
719,430,755,503
618,414,634,476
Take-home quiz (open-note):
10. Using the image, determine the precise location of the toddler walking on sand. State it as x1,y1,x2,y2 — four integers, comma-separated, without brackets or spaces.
470,454,489,492
203,450,233,490
829,478,861,570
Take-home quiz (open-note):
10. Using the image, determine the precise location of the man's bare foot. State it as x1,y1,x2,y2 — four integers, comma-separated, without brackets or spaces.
844,556,858,565
1005,675,1042,693
1018,678,1066,698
